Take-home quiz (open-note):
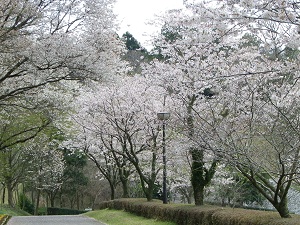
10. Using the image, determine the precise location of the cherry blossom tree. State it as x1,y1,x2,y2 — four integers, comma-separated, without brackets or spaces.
143,4,238,205
0,0,125,156
201,0,300,218
83,131,124,200
142,1,300,218
0,0,122,105
67,76,170,201
24,134,65,215
209,65,300,218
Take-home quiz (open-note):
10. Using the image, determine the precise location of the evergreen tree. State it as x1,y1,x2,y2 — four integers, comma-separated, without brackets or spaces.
122,32,144,51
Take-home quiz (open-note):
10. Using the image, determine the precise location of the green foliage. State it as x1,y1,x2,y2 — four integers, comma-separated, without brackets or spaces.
236,175,265,205
59,148,88,203
62,148,88,187
212,167,265,207
284,47,300,60
18,193,34,215
239,33,261,48
122,32,145,51
161,25,182,43
0,106,51,152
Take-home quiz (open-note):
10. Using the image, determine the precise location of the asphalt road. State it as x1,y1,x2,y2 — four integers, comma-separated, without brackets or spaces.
7,215,107,225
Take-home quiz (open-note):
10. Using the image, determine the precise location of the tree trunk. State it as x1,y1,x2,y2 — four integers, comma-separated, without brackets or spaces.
190,147,218,205
275,195,291,218
76,191,80,210
2,187,5,204
60,192,63,208
191,147,205,205
49,192,55,207
70,198,74,209
188,189,193,204
35,189,40,215
145,184,154,202
120,178,129,198
109,181,115,200
193,184,204,205
6,180,14,207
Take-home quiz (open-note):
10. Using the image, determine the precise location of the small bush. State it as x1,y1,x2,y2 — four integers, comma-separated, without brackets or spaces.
18,193,34,215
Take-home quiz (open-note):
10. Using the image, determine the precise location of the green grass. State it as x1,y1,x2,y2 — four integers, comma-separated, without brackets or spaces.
85,208,176,225
0,205,31,216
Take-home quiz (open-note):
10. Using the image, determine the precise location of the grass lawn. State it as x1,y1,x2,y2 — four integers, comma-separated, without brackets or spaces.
85,208,176,225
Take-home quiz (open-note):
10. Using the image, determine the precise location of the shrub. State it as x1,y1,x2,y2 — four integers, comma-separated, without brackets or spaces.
47,207,86,215
97,198,300,225
18,193,34,215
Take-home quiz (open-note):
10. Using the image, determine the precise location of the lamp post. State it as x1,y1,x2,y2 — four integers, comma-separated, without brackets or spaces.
157,112,170,204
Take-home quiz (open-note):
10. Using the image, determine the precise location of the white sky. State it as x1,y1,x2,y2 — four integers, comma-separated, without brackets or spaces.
114,0,184,49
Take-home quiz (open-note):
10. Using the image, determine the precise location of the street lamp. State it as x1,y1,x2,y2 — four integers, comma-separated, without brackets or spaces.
157,112,170,204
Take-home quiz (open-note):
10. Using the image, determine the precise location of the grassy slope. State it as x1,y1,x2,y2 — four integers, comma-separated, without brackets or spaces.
85,208,176,225
0,205,30,216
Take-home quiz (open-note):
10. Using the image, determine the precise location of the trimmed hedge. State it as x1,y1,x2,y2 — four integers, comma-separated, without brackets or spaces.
97,198,300,225
47,207,86,215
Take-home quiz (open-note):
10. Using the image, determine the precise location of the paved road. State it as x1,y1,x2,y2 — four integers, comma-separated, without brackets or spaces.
7,215,107,225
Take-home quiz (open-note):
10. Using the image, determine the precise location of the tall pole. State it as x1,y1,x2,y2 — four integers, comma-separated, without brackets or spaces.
162,120,167,204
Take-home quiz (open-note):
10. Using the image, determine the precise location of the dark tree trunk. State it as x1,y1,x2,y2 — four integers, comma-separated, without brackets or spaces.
35,189,40,215
76,191,80,210
109,181,115,200
145,182,154,202
6,180,14,207
2,186,5,204
276,195,291,218
120,178,129,198
187,95,218,206
60,192,63,208
191,148,205,205
50,195,55,207
193,184,204,205
190,147,218,205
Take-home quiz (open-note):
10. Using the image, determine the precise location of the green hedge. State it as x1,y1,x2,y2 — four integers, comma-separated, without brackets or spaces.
47,207,86,215
97,198,300,225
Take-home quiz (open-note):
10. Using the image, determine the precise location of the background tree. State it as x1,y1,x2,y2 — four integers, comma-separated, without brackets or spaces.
68,77,169,201
24,134,65,215
121,32,150,74
0,146,27,207
122,32,145,51
59,148,88,209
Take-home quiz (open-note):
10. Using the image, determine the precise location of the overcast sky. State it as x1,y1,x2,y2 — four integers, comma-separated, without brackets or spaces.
114,0,184,49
